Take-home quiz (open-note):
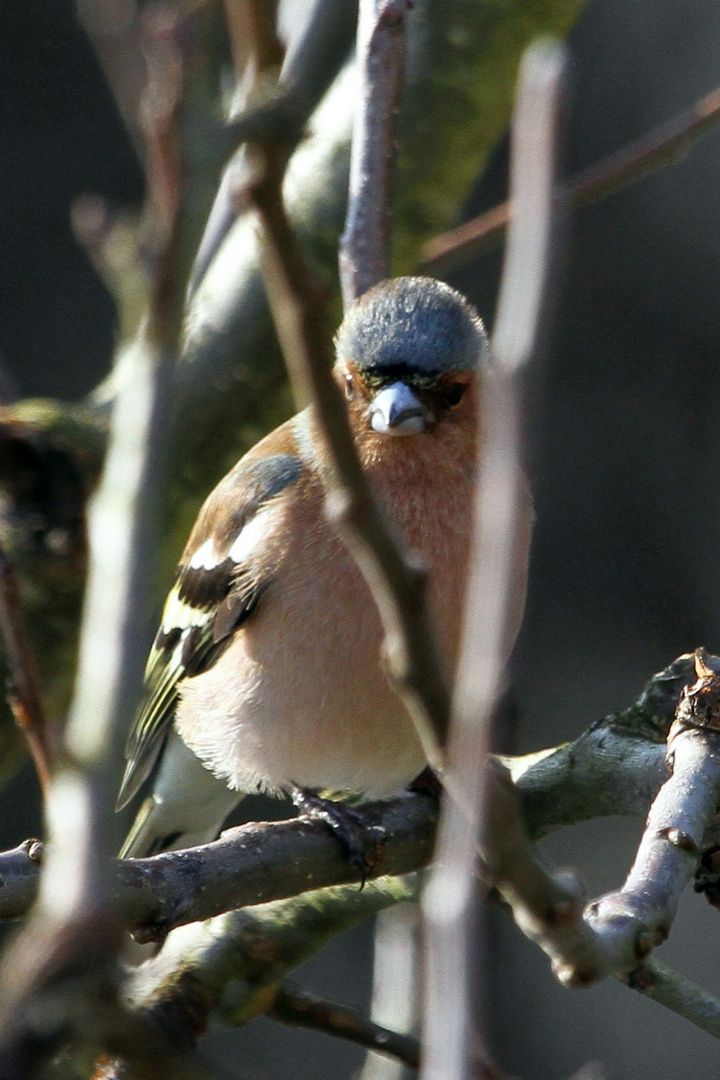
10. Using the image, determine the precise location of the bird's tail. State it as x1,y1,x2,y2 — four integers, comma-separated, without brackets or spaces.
119,731,243,859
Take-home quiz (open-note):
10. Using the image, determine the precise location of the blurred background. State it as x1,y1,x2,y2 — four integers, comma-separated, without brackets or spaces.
3,0,720,1076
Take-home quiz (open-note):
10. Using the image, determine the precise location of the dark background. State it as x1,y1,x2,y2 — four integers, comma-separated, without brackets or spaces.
3,0,720,1077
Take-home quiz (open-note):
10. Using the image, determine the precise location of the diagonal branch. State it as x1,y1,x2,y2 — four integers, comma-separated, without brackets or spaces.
625,958,720,1042
421,82,720,275
269,984,420,1069
247,10,450,765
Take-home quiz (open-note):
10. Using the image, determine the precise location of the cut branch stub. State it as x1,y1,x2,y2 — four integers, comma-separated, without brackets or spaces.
669,648,720,744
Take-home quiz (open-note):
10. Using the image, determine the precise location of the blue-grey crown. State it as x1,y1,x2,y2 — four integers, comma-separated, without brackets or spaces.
335,276,487,383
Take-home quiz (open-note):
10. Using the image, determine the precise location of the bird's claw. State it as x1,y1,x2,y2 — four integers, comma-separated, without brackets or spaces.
289,785,384,887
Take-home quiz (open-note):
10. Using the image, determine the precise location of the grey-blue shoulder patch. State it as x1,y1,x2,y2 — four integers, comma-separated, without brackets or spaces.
245,453,302,502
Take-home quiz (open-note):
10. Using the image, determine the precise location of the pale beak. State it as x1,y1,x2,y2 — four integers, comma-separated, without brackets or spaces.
369,381,429,435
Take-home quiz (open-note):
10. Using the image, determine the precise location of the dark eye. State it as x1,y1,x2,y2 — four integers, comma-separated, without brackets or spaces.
444,382,467,407
345,375,355,400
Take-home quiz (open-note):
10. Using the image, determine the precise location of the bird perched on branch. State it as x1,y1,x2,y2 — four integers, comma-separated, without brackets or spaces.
118,275,529,858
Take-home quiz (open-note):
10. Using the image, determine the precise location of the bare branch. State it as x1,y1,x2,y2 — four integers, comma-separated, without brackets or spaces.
0,656,697,939
119,791,436,939
0,546,54,792
269,984,420,1069
625,959,720,1042
483,760,609,988
187,0,356,299
511,651,695,839
247,61,450,766
421,38,566,1080
421,82,720,276
101,877,417,1077
339,0,410,306
0,793,436,935
584,650,720,972
481,651,720,1008
256,192,450,762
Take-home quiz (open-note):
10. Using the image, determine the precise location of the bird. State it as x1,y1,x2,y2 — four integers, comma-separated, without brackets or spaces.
117,275,530,859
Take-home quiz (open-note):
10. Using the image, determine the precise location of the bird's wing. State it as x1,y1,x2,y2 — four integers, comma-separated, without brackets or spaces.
116,449,302,810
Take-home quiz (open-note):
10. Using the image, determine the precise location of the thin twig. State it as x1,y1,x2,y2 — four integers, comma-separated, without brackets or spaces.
248,26,449,765
421,38,566,1080
0,545,54,792
187,0,356,298
270,984,420,1069
625,958,720,1042
256,185,450,762
421,82,720,275
339,0,410,306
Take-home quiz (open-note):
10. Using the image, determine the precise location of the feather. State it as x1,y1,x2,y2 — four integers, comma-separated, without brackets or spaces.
116,450,301,810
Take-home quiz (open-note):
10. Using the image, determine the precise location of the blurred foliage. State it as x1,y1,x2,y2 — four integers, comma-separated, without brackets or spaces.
395,0,587,273
0,402,107,779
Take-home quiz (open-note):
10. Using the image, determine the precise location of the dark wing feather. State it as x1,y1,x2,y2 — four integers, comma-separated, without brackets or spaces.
116,451,301,809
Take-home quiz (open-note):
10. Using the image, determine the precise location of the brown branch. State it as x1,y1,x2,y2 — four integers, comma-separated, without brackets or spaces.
188,0,355,299
483,760,608,988
0,546,54,792
0,792,437,936
338,0,411,306
269,985,421,1069
244,0,283,74
421,82,720,275
255,184,450,762
119,791,436,940
248,59,450,765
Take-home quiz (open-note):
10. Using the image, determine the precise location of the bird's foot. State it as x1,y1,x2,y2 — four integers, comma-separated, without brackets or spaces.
288,785,384,887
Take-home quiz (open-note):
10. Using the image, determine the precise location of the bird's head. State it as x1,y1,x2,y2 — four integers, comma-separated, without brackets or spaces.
334,276,488,442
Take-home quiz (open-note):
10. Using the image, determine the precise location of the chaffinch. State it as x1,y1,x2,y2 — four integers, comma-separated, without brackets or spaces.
118,275,529,858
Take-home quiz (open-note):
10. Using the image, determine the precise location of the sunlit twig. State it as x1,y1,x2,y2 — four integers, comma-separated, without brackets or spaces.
421,38,567,1080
